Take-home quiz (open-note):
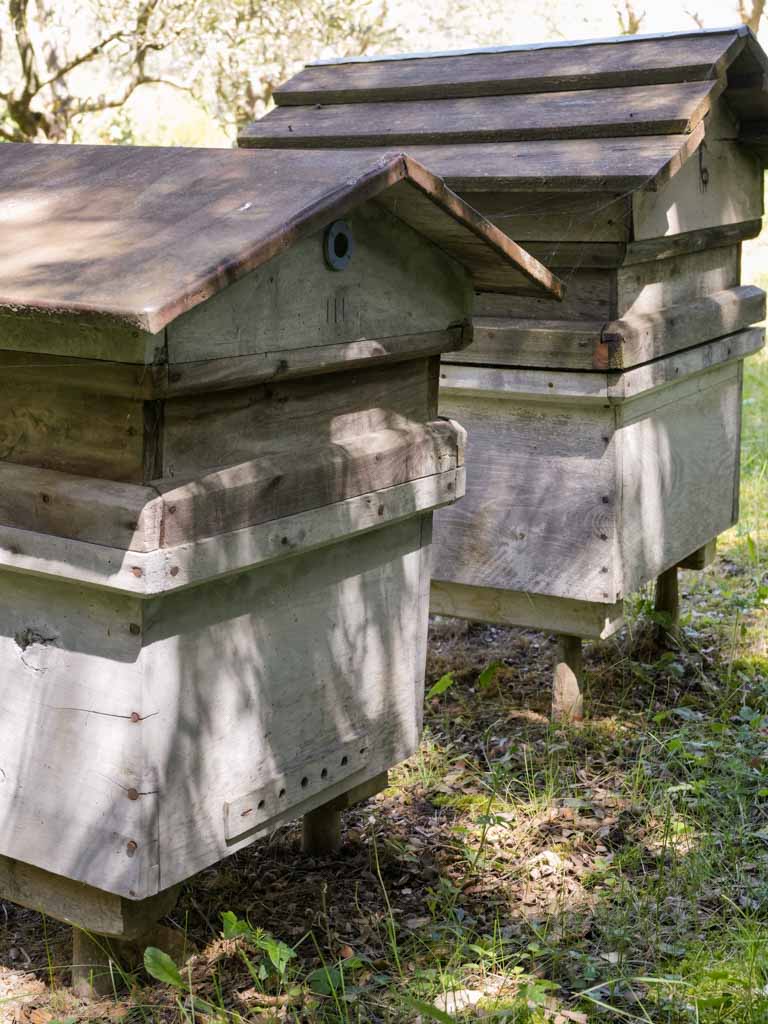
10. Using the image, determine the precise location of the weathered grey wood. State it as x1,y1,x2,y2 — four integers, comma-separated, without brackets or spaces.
432,393,619,604
0,462,162,552
0,467,463,597
606,287,765,369
0,381,146,482
373,180,563,297
142,518,431,893
552,636,584,723
654,566,680,645
302,807,342,855
618,361,743,596
632,102,763,239
162,357,435,478
272,31,741,105
439,328,763,405
449,288,765,371
617,244,740,317
678,537,717,570
430,581,624,639
248,132,703,194
461,190,632,243
477,268,616,321
0,854,178,937
0,147,553,335
163,327,468,397
622,219,762,266
243,80,720,148
72,929,121,998
166,203,471,365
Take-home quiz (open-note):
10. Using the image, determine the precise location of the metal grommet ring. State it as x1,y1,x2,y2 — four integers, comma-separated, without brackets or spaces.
324,220,354,271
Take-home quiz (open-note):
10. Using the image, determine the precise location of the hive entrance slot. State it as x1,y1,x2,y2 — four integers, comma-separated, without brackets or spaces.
223,732,370,842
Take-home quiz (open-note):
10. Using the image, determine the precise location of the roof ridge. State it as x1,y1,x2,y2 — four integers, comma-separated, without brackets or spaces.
307,24,748,68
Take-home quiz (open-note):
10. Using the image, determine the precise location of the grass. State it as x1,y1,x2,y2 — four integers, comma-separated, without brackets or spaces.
1,359,767,1024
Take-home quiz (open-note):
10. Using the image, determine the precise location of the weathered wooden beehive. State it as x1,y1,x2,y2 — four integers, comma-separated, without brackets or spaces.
241,26,768,717
0,143,559,988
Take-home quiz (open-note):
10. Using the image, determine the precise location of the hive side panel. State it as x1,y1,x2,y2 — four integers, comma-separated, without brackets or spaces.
166,203,471,364
161,359,434,479
0,381,147,482
0,573,156,898
141,519,429,890
617,361,742,594
632,100,763,240
617,245,740,317
432,392,619,603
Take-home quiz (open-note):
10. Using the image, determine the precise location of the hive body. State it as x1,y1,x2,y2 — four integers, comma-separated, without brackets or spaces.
243,27,768,639
0,145,557,925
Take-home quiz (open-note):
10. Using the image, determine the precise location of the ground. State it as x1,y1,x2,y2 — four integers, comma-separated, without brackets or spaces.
0,351,766,1024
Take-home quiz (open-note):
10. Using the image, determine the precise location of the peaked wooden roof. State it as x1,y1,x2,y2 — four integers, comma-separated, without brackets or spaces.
239,26,768,189
0,144,560,333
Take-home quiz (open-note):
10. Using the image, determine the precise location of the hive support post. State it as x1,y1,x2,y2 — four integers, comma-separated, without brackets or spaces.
654,565,680,646
654,538,718,647
72,929,122,999
552,635,584,723
302,772,389,856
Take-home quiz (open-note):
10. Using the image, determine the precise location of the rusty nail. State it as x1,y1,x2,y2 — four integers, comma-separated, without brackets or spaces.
168,505,177,514
127,788,140,801
130,712,141,723
131,566,143,578
170,566,179,577
126,840,138,856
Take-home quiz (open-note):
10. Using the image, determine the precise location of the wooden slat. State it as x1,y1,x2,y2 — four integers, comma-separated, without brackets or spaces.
238,133,704,193
274,31,741,106
0,146,555,336
0,468,463,597
430,580,625,639
242,81,720,149
453,285,766,371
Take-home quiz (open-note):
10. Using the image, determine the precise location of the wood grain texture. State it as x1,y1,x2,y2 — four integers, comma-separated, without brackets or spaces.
0,381,146,482
617,244,741,317
0,857,177,936
272,32,740,105
617,361,743,594
244,133,703,193
430,580,625,638
161,359,434,479
0,468,462,597
0,147,553,336
0,573,156,899
447,288,764,371
632,101,763,238
165,203,472,366
459,190,633,244
432,393,619,603
141,518,430,891
243,81,720,148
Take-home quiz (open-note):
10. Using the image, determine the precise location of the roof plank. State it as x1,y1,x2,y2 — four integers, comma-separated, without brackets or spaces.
0,144,559,334
244,131,704,193
242,81,721,149
275,30,742,106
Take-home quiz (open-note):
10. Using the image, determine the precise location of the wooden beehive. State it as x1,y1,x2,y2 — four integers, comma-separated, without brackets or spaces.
241,25,768,716
0,144,559,974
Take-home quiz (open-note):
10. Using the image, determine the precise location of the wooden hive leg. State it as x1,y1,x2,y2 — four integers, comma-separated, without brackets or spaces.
654,566,680,646
302,772,389,856
71,929,123,999
302,806,343,855
69,885,182,999
552,635,584,723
